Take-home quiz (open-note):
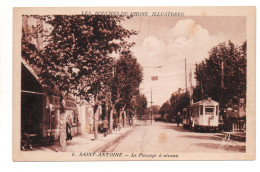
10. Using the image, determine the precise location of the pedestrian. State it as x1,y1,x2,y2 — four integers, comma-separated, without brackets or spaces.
176,112,181,127
113,115,118,131
189,117,193,132
66,122,72,140
103,118,109,137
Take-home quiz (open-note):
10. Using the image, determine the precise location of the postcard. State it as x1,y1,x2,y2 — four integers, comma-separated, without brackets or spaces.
13,6,256,161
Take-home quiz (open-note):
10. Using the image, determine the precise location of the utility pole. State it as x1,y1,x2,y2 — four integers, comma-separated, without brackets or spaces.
221,60,224,89
150,87,153,124
189,69,193,105
185,58,187,93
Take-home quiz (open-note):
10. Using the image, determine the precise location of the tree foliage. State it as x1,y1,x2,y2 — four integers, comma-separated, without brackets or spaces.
21,15,138,144
194,41,246,109
111,50,143,109
170,92,190,116
135,93,148,119
22,15,137,104
159,101,171,116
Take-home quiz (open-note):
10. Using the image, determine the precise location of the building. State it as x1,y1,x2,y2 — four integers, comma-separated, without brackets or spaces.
77,101,94,135
21,16,110,147
21,16,81,147
21,61,81,143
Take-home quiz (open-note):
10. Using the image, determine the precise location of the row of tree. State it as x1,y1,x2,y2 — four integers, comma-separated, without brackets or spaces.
194,41,246,110
159,92,189,122
159,40,246,122
22,15,143,151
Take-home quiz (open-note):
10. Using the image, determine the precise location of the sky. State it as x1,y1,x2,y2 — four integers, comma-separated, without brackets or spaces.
121,16,246,107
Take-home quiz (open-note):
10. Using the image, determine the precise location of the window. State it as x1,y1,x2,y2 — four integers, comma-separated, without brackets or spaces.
205,107,214,114
205,108,214,112
192,106,200,117
216,106,219,116
200,105,203,115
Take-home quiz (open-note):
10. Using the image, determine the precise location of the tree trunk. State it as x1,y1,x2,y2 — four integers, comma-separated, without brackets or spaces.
59,111,67,151
123,111,127,127
119,110,123,128
93,107,98,140
109,105,114,133
120,105,126,127
59,95,67,152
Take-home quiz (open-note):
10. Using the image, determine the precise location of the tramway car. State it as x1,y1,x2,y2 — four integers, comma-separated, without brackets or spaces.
183,98,219,132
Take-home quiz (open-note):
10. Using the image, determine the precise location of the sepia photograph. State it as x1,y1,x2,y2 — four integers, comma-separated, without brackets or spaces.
12,7,256,161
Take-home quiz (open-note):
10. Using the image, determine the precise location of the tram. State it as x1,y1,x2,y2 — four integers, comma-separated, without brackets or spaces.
183,98,219,132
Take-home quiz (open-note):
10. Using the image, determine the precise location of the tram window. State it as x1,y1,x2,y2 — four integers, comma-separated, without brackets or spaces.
205,107,214,113
200,105,203,115
216,106,219,116
194,106,199,117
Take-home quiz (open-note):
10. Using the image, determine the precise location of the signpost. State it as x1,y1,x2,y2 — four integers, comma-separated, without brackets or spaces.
150,76,158,124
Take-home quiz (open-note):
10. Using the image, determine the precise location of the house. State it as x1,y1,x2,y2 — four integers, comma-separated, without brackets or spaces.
21,61,80,144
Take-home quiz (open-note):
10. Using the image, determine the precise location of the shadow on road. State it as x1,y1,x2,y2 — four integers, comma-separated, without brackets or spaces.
161,124,223,134
161,125,189,132
195,143,246,152
195,143,221,150
66,140,84,146
180,135,222,141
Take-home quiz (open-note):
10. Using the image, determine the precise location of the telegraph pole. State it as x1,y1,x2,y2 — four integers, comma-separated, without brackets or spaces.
220,59,226,131
185,58,187,93
221,60,224,89
150,87,153,124
189,69,193,105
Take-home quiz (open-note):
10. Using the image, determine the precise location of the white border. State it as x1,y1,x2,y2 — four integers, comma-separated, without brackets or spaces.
0,0,259,171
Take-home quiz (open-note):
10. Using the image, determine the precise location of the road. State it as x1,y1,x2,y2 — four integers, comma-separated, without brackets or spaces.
98,122,246,153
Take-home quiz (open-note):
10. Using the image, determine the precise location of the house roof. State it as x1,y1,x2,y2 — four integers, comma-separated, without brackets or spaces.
191,98,219,106
21,60,60,96
22,59,41,85
21,60,76,101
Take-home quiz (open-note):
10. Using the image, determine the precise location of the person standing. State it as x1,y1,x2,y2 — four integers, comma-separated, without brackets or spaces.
113,117,118,131
103,118,109,137
189,117,193,132
66,122,72,140
176,112,181,127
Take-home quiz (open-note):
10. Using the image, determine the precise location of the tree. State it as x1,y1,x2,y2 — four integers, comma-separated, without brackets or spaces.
151,105,160,118
22,15,137,150
169,92,190,120
159,101,171,120
194,41,247,110
135,93,148,119
109,50,143,131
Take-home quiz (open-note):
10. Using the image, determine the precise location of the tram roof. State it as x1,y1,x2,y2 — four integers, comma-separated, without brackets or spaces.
191,99,219,106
